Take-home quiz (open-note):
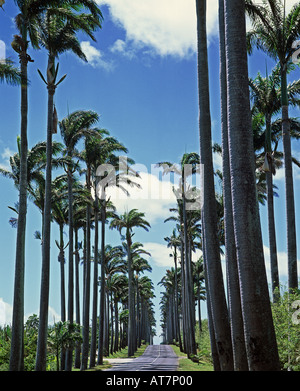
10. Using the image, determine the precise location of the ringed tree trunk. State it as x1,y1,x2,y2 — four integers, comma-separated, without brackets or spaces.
35,53,56,372
281,66,298,291
90,193,99,367
97,194,106,365
265,114,280,301
224,0,280,370
9,30,29,373
218,0,248,371
65,159,74,371
196,0,234,371
81,168,92,370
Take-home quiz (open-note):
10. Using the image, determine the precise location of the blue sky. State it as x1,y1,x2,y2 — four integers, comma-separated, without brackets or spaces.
0,0,300,343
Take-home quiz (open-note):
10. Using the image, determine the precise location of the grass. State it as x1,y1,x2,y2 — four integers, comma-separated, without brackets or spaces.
170,344,213,372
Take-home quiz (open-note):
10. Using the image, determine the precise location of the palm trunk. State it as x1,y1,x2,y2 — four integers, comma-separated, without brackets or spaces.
97,197,106,365
196,0,233,370
81,169,92,370
127,235,135,357
36,54,56,371
224,0,280,370
281,67,298,291
65,163,74,371
174,247,183,351
90,195,99,367
9,31,28,373
74,227,81,369
219,0,248,371
265,116,280,301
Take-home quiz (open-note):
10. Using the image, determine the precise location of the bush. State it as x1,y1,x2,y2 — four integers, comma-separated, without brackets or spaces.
271,288,300,371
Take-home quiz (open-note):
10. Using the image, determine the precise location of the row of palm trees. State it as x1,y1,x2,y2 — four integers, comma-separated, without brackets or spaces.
191,0,299,371
1,0,157,371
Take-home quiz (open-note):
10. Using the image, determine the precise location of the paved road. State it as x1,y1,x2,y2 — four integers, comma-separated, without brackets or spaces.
105,345,179,371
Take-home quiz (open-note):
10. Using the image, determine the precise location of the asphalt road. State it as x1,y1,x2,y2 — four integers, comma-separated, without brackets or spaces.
105,345,179,371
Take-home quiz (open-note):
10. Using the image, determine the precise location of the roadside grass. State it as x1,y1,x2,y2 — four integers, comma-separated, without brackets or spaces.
170,344,213,371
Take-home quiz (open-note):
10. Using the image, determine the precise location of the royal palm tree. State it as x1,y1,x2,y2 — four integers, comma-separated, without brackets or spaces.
224,0,280,370
164,229,182,351
247,0,300,290
249,64,300,299
59,109,100,370
9,0,65,371
196,0,233,370
110,209,150,357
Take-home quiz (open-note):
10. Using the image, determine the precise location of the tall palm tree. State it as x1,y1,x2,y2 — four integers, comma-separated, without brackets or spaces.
35,3,103,371
59,109,100,370
9,0,66,371
218,0,249,371
110,209,150,357
247,0,300,290
196,0,233,370
0,59,21,85
158,152,199,357
164,229,182,351
249,64,300,299
96,145,139,365
224,0,280,370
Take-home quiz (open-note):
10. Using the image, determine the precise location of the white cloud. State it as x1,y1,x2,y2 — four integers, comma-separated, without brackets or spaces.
80,41,114,70
0,298,13,326
98,0,219,58
263,245,300,284
0,147,14,171
105,170,178,224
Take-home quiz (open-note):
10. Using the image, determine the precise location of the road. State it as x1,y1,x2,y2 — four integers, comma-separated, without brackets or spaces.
105,345,179,371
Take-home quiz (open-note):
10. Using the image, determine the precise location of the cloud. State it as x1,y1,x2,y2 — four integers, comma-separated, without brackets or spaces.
263,245,300,284
98,0,219,58
105,170,178,224
80,41,114,70
143,242,202,268
0,298,13,326
0,147,14,171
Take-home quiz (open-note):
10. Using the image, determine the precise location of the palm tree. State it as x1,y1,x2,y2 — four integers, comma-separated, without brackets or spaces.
9,0,64,371
95,143,140,365
0,59,21,85
158,152,199,357
196,0,233,370
59,109,100,370
224,0,280,370
247,0,300,291
249,64,300,299
110,209,150,357
35,3,103,371
164,229,182,351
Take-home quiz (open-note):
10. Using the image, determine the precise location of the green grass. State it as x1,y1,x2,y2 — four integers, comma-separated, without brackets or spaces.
170,344,213,371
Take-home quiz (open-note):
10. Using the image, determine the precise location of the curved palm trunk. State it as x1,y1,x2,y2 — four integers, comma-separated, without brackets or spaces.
224,0,280,370
9,31,28,373
281,68,298,291
219,0,248,371
196,0,233,370
90,195,99,367
36,54,56,371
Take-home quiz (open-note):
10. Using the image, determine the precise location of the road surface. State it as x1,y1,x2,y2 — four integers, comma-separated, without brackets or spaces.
105,345,179,371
